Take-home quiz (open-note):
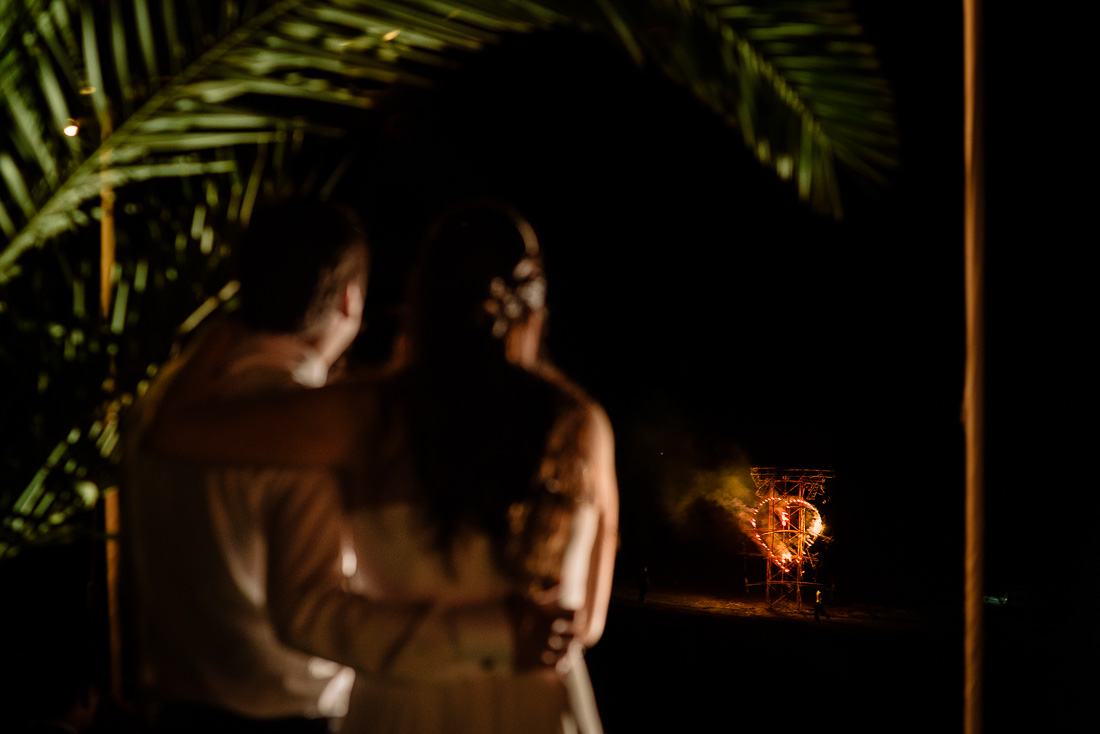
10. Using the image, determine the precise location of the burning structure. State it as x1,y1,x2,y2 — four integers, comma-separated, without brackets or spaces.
749,467,833,608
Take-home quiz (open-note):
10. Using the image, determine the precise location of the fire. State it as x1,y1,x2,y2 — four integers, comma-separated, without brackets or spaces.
749,496,824,570
748,468,834,605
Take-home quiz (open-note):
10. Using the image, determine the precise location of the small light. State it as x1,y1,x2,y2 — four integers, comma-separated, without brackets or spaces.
63,124,79,137
383,29,400,41
74,481,98,508
79,86,96,95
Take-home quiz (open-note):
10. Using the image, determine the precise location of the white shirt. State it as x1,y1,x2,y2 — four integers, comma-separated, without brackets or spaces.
124,332,514,719
124,333,352,718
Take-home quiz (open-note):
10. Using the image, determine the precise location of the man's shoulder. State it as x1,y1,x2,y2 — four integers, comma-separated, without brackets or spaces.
216,364,303,397
219,331,325,395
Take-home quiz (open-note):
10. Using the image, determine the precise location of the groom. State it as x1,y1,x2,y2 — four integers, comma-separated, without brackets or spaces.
125,199,549,733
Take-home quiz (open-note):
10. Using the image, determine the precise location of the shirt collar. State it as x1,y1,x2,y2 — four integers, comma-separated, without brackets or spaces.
223,332,329,388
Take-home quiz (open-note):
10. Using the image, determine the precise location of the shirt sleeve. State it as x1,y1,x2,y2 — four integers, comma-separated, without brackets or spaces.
263,469,514,678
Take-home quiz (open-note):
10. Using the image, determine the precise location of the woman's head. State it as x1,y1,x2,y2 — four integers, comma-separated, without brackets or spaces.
411,199,546,364
401,201,577,575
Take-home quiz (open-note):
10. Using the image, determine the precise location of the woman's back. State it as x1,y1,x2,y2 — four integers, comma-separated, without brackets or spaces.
345,363,591,602
339,365,604,734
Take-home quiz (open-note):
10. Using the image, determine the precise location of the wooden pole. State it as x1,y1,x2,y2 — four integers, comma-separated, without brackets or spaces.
98,117,123,701
104,487,123,699
99,183,116,321
963,1,984,733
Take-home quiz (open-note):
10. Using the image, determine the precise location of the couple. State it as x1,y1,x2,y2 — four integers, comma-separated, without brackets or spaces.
124,198,618,733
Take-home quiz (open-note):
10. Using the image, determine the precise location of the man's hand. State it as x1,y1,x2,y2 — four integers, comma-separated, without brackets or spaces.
506,592,579,671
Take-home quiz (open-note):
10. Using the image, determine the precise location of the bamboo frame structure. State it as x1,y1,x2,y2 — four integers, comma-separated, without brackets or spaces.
748,468,833,610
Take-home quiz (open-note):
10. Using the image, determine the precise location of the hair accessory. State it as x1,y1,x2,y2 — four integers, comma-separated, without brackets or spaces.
482,257,546,338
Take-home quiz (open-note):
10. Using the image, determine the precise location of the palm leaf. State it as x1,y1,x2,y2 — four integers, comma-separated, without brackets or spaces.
0,0,895,558
0,0,563,282
1,0,895,276
566,0,898,218
0,0,560,557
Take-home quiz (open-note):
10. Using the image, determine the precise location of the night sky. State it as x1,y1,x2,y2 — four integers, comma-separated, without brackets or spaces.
334,4,993,608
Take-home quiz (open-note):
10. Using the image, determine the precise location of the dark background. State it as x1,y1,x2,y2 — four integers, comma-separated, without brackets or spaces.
344,1,1080,608
344,5,969,609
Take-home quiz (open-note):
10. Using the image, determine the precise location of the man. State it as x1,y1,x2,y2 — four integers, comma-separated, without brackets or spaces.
124,199,538,733
814,587,831,622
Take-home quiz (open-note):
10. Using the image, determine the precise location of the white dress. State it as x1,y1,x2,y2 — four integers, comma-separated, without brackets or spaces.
337,399,605,734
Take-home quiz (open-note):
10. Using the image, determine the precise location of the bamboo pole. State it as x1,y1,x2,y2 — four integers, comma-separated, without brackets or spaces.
99,186,116,320
963,1,984,733
98,110,124,700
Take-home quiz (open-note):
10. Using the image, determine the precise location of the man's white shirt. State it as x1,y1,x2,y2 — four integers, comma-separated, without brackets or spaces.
125,333,354,718
124,331,516,720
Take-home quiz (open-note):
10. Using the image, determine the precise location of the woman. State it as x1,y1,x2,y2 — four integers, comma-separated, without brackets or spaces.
151,201,618,733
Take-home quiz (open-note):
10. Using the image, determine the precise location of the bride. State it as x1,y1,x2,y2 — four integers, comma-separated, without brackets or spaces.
151,200,618,733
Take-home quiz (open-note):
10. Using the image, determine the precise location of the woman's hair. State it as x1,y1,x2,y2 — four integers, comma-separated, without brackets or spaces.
400,200,578,586
407,199,545,360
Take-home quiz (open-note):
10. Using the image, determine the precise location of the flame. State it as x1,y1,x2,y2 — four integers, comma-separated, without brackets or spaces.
749,496,825,570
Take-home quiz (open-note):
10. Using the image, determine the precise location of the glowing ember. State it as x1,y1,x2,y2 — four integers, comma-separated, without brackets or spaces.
749,496,824,571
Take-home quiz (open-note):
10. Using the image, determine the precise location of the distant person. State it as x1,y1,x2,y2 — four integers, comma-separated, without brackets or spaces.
814,587,831,621
150,199,619,733
126,199,547,733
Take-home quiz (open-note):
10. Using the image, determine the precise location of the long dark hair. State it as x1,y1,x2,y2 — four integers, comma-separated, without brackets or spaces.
406,199,544,363
400,201,572,581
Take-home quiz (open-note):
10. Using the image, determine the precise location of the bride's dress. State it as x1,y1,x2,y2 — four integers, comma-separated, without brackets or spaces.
337,394,604,734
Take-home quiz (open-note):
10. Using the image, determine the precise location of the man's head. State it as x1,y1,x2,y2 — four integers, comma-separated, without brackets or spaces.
235,197,369,365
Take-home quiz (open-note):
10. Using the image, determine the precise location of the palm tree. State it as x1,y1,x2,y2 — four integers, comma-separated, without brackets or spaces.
0,0,896,558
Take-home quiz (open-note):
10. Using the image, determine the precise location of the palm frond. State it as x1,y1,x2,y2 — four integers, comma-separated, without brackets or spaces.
0,0,896,558
1,0,895,279
0,0,559,557
0,0,559,281
567,0,898,218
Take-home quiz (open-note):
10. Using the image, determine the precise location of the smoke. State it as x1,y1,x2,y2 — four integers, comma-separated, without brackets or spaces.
661,457,759,540
619,403,760,544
